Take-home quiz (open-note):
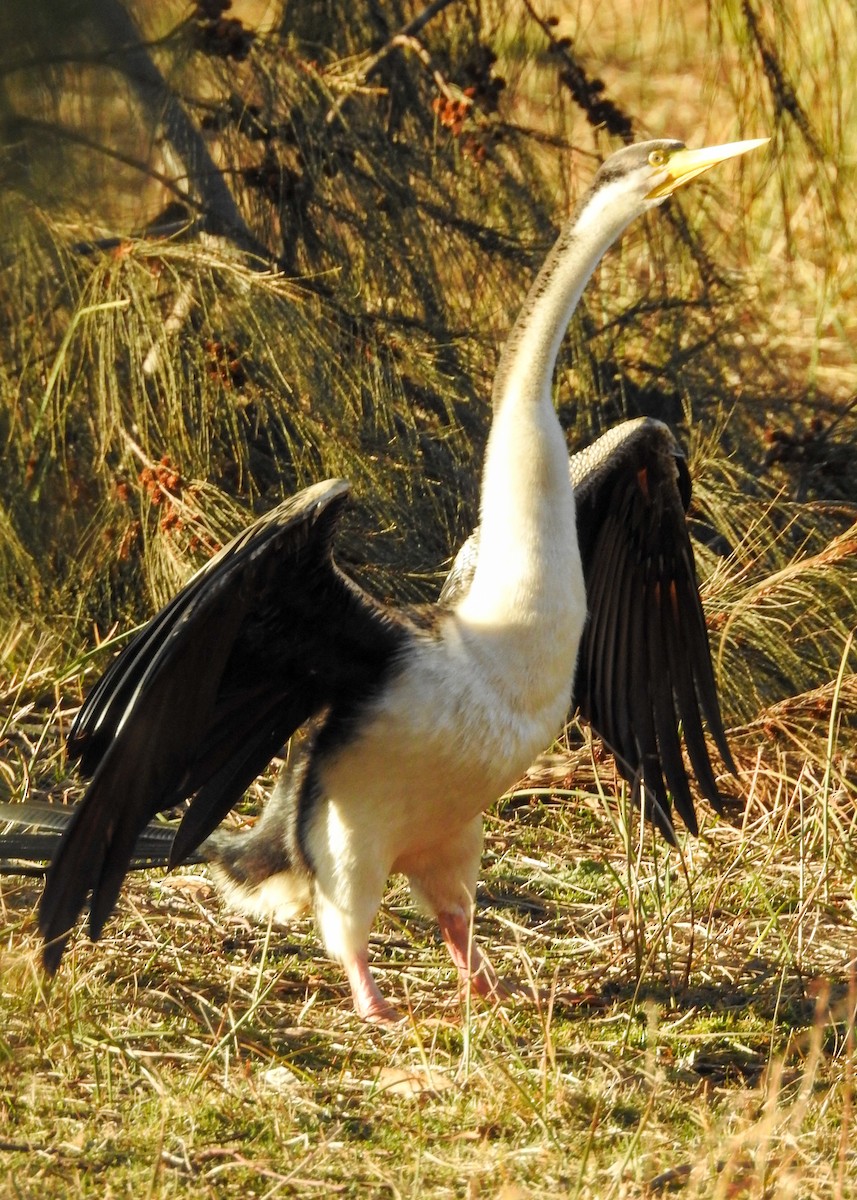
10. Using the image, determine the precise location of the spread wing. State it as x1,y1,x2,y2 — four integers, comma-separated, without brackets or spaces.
571,417,736,839
440,418,736,839
40,479,408,970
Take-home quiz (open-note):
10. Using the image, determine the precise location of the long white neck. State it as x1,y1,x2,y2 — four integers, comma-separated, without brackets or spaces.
457,187,644,629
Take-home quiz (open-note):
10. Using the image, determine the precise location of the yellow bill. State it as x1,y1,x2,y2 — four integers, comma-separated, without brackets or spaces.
646,137,769,200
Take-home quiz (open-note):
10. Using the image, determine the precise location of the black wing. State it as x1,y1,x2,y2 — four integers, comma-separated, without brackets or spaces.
440,418,736,840
40,479,408,971
571,417,736,840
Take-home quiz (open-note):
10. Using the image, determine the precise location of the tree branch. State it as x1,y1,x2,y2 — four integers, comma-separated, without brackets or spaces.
325,0,458,125
88,0,274,266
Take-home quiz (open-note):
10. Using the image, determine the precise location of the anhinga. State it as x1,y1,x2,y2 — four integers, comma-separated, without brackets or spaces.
14,137,765,1021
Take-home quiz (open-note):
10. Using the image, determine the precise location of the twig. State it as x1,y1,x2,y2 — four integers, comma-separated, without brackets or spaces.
386,34,460,103
521,0,634,142
740,0,824,158
325,0,458,125
142,281,196,377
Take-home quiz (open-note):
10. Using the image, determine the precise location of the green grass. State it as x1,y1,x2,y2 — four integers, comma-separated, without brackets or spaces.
1,1,857,1196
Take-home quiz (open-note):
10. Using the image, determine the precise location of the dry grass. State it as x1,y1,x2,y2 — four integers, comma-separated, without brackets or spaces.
2,719,856,1197
1,1,857,1196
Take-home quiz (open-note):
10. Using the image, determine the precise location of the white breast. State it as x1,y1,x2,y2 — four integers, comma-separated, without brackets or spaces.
319,595,584,865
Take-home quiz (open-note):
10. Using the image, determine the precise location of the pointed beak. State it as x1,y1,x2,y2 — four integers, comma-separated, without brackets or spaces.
646,137,769,200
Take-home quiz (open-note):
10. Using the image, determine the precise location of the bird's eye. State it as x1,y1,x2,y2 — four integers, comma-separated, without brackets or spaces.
648,149,667,167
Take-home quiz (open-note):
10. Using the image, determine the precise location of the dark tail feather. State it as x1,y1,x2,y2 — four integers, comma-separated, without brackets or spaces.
0,802,206,877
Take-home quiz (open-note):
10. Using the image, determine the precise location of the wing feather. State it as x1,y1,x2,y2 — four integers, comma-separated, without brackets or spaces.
572,417,736,837
424,418,736,840
40,479,408,970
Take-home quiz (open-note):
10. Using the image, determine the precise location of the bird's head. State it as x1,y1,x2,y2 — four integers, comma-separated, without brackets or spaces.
590,136,769,221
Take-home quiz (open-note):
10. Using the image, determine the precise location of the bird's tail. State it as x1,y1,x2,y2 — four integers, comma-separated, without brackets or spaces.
0,802,206,877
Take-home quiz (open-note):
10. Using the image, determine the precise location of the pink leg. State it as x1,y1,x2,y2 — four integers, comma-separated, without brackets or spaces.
438,909,507,1000
343,953,403,1024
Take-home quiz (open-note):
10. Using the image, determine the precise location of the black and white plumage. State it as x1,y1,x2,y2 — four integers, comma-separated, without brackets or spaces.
31,137,764,1021
442,416,737,840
